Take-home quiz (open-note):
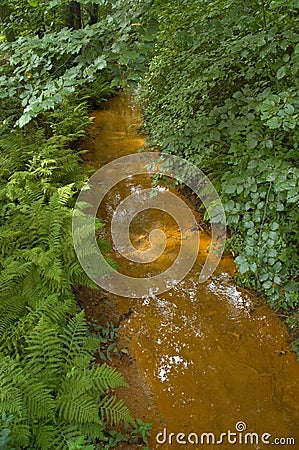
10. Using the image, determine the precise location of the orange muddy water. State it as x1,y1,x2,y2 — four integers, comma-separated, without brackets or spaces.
84,91,299,449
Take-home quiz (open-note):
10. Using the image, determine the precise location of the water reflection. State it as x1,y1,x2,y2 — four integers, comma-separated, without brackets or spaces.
87,91,299,448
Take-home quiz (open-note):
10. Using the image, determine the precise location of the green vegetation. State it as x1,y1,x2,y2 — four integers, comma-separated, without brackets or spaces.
0,0,298,447
0,87,135,447
0,0,156,126
0,1,157,447
140,0,299,338
87,321,129,361
102,419,151,449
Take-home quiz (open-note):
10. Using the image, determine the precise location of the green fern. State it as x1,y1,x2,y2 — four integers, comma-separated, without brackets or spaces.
43,99,93,145
0,312,131,448
76,76,115,108
62,312,95,368
0,87,132,449
99,396,132,426
25,327,65,380
88,364,129,395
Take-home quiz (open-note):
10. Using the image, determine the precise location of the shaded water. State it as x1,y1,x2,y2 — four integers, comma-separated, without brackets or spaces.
85,92,299,449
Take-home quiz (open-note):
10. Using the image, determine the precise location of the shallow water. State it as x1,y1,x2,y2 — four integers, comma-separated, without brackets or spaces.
85,91,299,449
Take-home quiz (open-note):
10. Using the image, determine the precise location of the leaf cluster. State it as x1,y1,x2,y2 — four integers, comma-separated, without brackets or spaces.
140,0,299,311
0,0,158,126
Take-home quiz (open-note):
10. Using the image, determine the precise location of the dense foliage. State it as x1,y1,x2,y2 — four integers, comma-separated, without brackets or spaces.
0,2,298,447
0,83,136,447
0,1,158,446
0,0,157,126
140,0,299,319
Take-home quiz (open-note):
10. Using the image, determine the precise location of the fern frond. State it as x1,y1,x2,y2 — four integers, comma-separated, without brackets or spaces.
58,394,100,424
89,364,129,395
0,259,32,288
79,421,105,440
0,131,44,173
57,372,101,424
26,294,74,325
10,421,31,448
0,301,26,339
34,422,81,450
22,381,55,420
24,326,65,381
62,311,92,367
99,395,132,426
45,98,91,145
0,356,27,417
0,227,22,258
0,384,25,417
0,354,56,421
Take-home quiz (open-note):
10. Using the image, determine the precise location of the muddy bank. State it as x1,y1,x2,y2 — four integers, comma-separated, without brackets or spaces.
77,287,162,438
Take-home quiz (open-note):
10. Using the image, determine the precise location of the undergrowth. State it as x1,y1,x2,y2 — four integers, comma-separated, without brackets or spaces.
140,0,299,350
0,82,136,447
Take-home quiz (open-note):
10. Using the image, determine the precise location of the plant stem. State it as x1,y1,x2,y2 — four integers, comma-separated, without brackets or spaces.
261,0,267,31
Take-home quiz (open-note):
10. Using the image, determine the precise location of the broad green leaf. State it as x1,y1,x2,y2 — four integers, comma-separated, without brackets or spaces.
276,66,286,80
94,56,107,70
248,138,258,149
223,184,236,194
284,103,294,115
263,280,272,290
266,117,281,129
18,113,32,128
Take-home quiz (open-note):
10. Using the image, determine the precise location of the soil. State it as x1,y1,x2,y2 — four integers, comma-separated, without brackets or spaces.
76,287,163,449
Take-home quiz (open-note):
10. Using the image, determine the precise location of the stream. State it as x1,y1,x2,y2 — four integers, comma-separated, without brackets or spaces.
83,91,299,449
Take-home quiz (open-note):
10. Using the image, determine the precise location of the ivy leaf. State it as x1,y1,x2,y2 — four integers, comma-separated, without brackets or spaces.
94,56,107,70
276,202,284,211
284,103,294,115
260,273,269,282
17,113,32,128
276,66,286,80
235,256,249,274
263,280,273,290
266,117,281,129
223,184,237,194
244,221,254,228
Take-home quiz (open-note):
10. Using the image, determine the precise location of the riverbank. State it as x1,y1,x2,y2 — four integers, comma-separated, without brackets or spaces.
140,0,299,329
80,91,299,449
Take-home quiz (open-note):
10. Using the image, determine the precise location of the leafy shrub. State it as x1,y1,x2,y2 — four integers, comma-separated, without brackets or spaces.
0,0,157,126
141,0,299,311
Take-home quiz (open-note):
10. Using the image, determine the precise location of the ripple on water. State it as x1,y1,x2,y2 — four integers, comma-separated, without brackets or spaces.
86,91,299,448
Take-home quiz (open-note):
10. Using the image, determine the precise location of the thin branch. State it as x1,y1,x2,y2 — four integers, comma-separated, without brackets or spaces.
260,0,267,31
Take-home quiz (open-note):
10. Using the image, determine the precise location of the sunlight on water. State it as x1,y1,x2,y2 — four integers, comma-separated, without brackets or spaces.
85,91,299,449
